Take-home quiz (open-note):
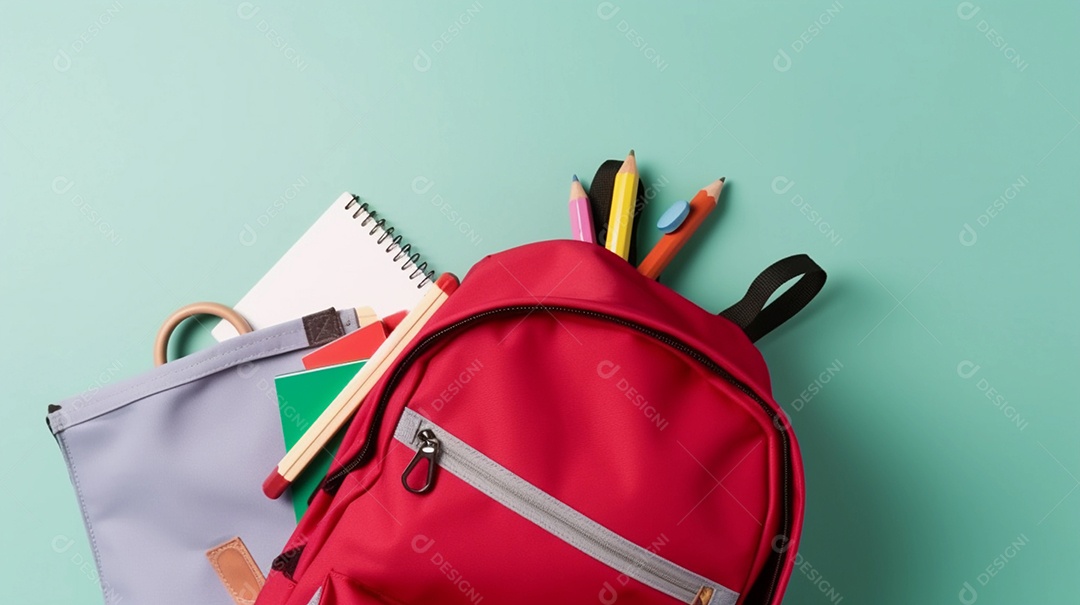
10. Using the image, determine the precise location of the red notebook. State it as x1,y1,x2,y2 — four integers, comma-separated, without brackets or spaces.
302,320,388,369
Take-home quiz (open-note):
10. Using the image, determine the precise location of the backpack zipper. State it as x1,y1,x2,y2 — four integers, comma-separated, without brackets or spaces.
320,305,791,604
396,408,739,605
401,429,440,493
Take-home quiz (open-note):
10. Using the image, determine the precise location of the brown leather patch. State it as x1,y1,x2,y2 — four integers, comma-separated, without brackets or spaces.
303,307,344,346
206,537,266,605
692,586,714,605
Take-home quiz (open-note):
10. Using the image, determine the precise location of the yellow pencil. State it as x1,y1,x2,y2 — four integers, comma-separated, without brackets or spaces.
604,150,639,260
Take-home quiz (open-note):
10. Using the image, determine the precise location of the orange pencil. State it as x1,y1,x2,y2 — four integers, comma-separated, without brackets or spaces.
637,178,725,279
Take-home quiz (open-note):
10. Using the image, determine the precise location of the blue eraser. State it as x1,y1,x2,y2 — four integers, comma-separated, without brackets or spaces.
657,200,690,233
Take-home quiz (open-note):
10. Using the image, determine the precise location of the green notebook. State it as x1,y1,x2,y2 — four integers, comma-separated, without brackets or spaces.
274,360,365,520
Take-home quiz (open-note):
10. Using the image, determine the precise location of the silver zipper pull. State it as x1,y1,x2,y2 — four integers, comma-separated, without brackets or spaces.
402,429,440,494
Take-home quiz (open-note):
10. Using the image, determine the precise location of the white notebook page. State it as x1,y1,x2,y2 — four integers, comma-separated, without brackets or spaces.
212,192,432,340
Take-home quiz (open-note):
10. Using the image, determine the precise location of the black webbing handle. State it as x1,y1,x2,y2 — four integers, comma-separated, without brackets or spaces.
720,254,826,342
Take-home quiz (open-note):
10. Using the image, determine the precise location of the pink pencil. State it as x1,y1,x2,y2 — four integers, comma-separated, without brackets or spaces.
569,175,595,243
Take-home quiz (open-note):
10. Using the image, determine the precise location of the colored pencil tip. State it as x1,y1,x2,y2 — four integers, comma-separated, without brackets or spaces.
719,177,726,182
572,174,579,182
628,149,635,157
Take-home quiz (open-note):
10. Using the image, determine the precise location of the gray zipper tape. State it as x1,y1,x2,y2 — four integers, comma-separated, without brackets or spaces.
395,408,739,605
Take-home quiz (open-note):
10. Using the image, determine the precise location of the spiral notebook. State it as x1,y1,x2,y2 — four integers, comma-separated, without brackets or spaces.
211,192,435,340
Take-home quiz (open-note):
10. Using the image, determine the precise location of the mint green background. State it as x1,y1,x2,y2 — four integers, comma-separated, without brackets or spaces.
2,2,1076,603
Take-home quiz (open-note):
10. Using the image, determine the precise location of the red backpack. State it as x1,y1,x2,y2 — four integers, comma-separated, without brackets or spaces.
255,239,825,605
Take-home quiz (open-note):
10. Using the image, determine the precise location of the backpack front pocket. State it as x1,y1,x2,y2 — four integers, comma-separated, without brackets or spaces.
395,407,739,605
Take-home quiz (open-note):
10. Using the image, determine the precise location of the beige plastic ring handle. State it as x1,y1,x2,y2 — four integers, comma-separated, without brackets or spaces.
154,302,253,366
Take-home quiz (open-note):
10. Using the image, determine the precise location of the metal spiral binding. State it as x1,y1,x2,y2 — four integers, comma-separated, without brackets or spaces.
344,195,435,287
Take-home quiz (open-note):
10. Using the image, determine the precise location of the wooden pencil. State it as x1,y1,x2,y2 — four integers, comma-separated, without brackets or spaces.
263,273,459,499
637,178,724,279
604,150,639,260
569,175,595,243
